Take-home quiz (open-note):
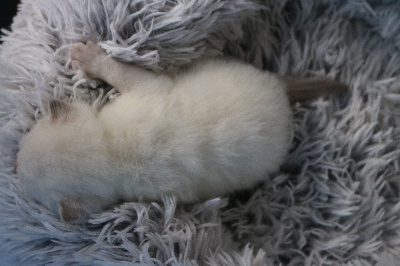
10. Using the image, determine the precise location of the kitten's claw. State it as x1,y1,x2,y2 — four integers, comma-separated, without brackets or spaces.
69,41,106,79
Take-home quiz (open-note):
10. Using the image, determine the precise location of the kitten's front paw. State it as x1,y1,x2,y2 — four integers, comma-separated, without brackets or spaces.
70,41,106,79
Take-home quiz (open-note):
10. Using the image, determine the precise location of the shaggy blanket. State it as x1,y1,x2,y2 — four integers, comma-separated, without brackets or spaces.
1,0,400,265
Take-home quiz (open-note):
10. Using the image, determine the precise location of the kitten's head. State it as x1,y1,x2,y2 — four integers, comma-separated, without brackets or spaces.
16,101,114,223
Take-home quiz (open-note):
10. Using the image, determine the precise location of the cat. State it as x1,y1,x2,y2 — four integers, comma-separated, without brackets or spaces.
15,41,347,223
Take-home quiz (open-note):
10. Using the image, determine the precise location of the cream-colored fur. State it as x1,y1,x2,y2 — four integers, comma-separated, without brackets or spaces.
17,41,293,222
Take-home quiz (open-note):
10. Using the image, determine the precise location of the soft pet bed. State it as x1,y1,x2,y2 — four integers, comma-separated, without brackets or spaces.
1,0,400,265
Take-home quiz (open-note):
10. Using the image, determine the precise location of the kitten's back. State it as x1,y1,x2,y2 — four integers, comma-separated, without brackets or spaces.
98,59,292,202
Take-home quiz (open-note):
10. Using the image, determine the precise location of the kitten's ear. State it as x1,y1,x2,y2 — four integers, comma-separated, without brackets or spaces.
58,198,90,223
283,78,348,104
50,100,74,123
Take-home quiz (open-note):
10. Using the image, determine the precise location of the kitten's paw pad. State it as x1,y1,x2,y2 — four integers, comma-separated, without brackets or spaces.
69,41,106,78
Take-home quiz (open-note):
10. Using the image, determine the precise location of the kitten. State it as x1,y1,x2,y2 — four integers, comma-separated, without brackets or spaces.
15,41,347,223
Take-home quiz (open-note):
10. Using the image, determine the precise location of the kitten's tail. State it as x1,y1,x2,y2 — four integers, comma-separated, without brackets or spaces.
283,77,348,104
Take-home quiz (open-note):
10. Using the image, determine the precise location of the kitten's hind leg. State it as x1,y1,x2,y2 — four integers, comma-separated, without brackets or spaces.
70,41,167,93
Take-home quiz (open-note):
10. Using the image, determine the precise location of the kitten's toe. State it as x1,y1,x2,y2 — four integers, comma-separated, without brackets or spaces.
71,60,80,71
69,41,105,78
86,40,96,49
69,43,85,60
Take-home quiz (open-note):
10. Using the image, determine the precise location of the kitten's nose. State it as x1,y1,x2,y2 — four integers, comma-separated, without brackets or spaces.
13,160,18,172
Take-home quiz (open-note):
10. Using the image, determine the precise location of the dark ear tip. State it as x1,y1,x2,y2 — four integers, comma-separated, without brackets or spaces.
59,199,89,223
49,100,72,122
49,100,67,112
13,160,18,172
50,100,61,107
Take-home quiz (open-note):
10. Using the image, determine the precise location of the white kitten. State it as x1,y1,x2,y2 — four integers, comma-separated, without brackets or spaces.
15,41,346,223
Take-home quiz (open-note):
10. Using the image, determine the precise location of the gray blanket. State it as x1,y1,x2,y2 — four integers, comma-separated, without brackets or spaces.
1,0,400,265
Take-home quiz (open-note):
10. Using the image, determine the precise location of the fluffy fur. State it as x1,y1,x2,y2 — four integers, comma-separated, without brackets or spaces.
2,0,400,265
16,42,292,222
